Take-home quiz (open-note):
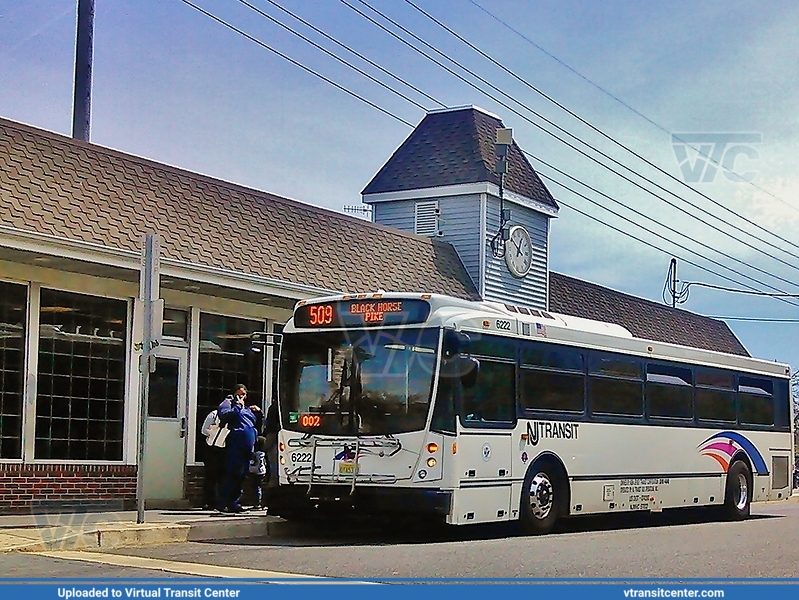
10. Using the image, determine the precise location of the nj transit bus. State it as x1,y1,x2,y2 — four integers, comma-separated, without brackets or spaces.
268,292,793,533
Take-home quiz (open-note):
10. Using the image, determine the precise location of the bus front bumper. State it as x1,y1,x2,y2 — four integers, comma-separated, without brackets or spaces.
269,484,452,517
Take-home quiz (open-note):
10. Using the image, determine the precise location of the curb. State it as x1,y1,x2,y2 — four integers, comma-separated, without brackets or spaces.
0,516,285,554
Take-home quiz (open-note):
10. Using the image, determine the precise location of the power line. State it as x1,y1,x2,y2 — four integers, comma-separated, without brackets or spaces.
465,0,799,219
527,150,799,292
234,0,430,111
182,0,799,313
348,0,799,271
178,0,414,127
246,0,446,108
540,173,799,310
707,317,799,322
241,0,799,289
683,282,799,297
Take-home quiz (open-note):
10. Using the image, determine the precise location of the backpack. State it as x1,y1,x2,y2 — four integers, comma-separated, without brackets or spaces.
202,410,229,448
249,450,267,476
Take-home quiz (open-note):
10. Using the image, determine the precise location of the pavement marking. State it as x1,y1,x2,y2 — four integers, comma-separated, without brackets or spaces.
37,550,371,584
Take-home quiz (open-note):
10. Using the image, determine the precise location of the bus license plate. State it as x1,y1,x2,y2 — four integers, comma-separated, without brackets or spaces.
338,463,359,475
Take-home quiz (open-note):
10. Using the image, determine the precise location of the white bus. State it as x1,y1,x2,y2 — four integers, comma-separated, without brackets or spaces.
268,292,794,533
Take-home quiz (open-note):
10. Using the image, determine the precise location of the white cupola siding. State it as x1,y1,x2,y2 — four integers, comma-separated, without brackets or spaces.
362,106,558,310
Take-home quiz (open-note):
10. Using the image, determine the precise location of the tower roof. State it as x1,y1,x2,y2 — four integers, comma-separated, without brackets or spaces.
362,106,558,210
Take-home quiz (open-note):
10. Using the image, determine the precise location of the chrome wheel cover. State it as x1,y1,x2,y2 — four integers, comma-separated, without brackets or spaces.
528,472,554,520
734,472,749,511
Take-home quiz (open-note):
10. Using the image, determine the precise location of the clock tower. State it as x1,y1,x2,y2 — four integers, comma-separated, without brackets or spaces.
361,106,558,310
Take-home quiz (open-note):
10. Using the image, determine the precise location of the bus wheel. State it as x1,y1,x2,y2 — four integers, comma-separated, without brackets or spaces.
520,462,562,535
723,460,752,521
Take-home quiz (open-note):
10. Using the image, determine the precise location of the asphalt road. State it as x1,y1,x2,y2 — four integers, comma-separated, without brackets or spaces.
3,501,799,581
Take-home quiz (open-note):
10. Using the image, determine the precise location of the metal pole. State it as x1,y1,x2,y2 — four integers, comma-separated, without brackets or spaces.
136,234,160,524
72,0,94,141
671,258,677,308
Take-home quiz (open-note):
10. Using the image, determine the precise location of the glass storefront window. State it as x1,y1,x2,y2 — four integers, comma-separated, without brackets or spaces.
0,281,26,459
195,313,265,460
162,308,188,341
36,289,128,461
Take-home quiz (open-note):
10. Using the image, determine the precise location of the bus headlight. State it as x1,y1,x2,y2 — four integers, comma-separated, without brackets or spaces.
426,457,437,468
426,442,439,453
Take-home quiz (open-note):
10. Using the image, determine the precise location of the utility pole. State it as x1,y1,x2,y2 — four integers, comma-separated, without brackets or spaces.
72,0,95,141
136,233,163,524
670,258,678,308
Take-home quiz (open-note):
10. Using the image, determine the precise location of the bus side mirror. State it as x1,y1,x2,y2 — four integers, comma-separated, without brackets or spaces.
459,357,479,389
443,329,471,359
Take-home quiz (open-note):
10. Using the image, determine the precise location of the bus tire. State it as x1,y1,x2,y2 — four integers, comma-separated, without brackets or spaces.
722,460,752,521
520,460,564,535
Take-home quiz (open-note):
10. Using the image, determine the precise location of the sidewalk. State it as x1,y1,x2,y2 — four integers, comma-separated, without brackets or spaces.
0,507,287,553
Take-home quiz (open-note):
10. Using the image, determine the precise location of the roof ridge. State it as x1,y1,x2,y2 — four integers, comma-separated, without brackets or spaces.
469,108,495,182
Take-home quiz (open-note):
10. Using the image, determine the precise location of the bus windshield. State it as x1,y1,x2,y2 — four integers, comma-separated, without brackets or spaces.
279,327,440,435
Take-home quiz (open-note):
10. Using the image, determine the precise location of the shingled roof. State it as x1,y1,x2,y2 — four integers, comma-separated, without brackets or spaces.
362,106,558,210
549,272,749,356
0,117,479,300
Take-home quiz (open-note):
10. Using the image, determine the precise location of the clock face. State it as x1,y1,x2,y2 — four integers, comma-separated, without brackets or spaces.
505,225,533,278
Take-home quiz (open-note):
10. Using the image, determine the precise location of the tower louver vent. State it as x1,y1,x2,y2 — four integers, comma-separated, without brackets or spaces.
414,201,440,236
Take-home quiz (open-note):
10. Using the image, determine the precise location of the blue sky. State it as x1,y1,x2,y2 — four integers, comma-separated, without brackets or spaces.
1,0,798,373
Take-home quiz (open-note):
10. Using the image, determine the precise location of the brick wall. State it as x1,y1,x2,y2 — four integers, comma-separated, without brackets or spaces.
185,465,204,507
0,463,137,514
185,465,259,508
0,463,259,513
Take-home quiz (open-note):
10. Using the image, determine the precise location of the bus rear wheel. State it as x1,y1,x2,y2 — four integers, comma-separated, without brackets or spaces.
722,460,752,521
520,462,563,535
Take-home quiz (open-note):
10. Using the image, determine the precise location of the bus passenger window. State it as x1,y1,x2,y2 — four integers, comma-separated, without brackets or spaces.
461,360,515,426
739,376,774,426
696,389,736,422
646,365,692,419
695,367,736,423
588,353,643,417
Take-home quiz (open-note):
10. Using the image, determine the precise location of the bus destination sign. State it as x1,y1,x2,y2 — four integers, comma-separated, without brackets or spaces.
294,299,431,328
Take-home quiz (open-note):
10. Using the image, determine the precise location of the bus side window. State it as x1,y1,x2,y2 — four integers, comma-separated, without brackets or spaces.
461,360,516,426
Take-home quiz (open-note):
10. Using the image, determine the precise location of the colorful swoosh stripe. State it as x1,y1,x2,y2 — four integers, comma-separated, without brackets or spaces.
697,431,769,475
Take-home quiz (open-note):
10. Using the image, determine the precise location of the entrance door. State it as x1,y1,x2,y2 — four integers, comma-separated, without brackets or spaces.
143,346,188,503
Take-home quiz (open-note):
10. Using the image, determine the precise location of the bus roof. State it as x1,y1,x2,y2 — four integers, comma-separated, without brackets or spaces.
287,292,791,379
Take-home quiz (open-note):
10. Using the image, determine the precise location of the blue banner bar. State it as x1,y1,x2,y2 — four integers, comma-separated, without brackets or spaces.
0,582,798,599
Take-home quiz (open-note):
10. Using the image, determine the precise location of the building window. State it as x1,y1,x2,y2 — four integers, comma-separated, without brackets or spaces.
195,314,265,459
0,281,26,459
35,289,128,461
162,308,188,341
